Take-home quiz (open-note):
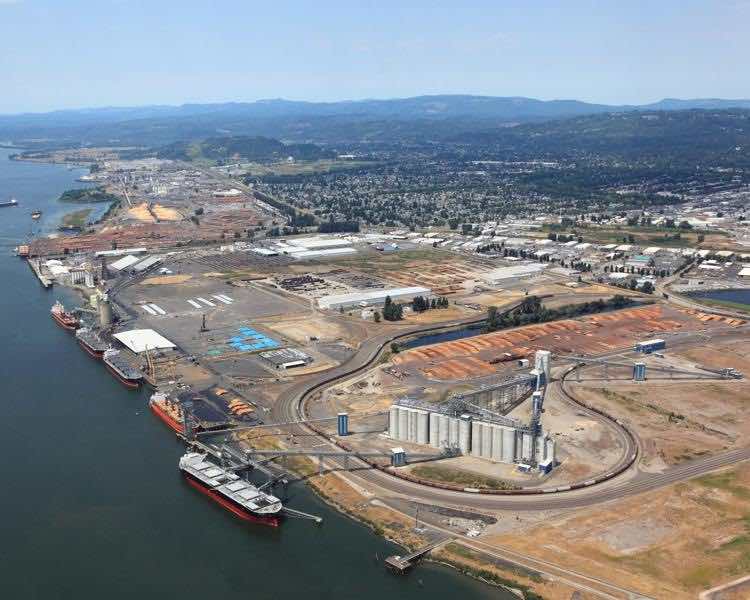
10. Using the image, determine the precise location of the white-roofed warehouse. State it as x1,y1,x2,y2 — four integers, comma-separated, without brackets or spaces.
318,286,431,310
113,329,176,353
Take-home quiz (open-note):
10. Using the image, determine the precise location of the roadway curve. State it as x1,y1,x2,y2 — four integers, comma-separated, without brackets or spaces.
273,311,749,511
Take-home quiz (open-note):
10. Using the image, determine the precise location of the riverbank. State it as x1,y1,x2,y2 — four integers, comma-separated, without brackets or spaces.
1,147,504,600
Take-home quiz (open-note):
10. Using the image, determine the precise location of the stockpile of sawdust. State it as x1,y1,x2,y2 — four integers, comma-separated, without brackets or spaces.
128,202,182,222
141,274,193,285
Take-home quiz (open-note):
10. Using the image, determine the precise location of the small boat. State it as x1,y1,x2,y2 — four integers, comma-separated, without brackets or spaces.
31,210,42,220
179,452,283,527
50,301,79,331
0,197,18,208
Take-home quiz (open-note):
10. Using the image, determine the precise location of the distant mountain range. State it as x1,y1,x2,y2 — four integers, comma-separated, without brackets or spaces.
2,95,750,147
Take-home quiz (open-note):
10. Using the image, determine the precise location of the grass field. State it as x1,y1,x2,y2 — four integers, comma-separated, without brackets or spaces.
60,208,92,228
411,464,516,490
243,159,376,177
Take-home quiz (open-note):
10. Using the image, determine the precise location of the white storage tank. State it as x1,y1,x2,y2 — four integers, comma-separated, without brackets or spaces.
536,435,546,463
521,432,533,461
439,415,450,448
491,425,503,462
501,427,516,463
481,422,493,459
448,417,459,447
471,420,483,457
416,410,429,445
398,408,408,442
389,406,399,439
458,415,471,454
429,413,440,447
407,409,417,442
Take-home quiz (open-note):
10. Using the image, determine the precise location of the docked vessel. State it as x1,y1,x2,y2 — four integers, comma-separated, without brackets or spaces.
149,392,185,434
179,452,283,527
103,349,142,389
75,327,108,359
0,197,18,208
50,301,79,331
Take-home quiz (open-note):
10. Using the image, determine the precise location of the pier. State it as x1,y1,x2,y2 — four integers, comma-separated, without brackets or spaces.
385,538,451,574
27,258,52,288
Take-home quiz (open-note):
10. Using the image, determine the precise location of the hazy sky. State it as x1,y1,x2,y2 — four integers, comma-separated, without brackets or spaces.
1,0,749,114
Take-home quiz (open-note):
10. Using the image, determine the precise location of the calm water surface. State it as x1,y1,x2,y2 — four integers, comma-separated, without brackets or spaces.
0,149,506,599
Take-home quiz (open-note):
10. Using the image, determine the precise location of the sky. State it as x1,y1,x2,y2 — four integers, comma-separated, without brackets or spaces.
1,0,749,114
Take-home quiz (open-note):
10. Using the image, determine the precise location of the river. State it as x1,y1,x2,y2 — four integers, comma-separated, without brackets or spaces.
0,148,506,599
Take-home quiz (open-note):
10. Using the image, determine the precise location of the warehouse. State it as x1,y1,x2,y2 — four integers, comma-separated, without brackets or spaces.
109,254,141,272
259,348,313,370
481,263,547,286
318,286,431,310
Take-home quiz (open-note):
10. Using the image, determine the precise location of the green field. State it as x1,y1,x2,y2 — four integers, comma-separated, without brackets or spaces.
60,208,92,228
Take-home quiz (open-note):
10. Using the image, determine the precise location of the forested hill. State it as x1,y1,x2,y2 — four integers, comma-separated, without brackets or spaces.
148,136,335,162
452,109,750,166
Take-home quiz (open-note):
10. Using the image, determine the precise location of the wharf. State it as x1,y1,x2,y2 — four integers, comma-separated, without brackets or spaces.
385,538,451,574
27,258,52,288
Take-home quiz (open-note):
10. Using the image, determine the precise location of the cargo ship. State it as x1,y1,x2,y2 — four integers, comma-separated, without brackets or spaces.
103,349,142,389
75,327,108,359
149,392,185,434
50,301,79,331
179,452,283,527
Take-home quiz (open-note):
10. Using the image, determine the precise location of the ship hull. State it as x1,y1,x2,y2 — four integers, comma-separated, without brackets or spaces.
51,311,78,331
104,361,141,389
181,471,281,527
77,338,104,360
150,400,185,434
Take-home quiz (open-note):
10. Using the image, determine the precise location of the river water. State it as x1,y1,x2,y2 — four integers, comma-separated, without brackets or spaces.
0,149,505,599
689,288,750,307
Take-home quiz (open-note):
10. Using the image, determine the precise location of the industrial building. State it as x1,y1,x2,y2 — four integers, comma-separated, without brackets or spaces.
259,348,313,370
480,263,548,286
387,351,556,470
387,400,556,468
635,338,666,353
318,286,431,310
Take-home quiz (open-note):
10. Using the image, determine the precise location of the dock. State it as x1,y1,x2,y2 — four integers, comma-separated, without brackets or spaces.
27,258,52,288
385,538,451,574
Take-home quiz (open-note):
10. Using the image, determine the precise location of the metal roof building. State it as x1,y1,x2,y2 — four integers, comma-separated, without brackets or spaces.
113,329,176,353
318,286,431,310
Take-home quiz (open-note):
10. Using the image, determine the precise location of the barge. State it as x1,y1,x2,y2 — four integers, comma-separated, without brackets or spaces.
75,327,108,359
103,349,142,389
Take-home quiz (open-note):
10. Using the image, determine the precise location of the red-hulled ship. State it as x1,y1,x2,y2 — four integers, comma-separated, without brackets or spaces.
50,301,79,331
179,452,283,527
75,328,108,359
103,349,142,389
149,393,185,434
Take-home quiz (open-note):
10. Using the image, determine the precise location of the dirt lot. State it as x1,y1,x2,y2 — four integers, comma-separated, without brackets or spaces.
483,462,750,599
570,336,750,468
141,274,193,285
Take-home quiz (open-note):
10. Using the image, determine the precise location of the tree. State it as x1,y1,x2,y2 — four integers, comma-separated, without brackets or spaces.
373,311,381,323
641,281,655,294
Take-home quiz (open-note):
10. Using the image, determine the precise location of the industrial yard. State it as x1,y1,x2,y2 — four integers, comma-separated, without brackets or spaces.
15,151,750,600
